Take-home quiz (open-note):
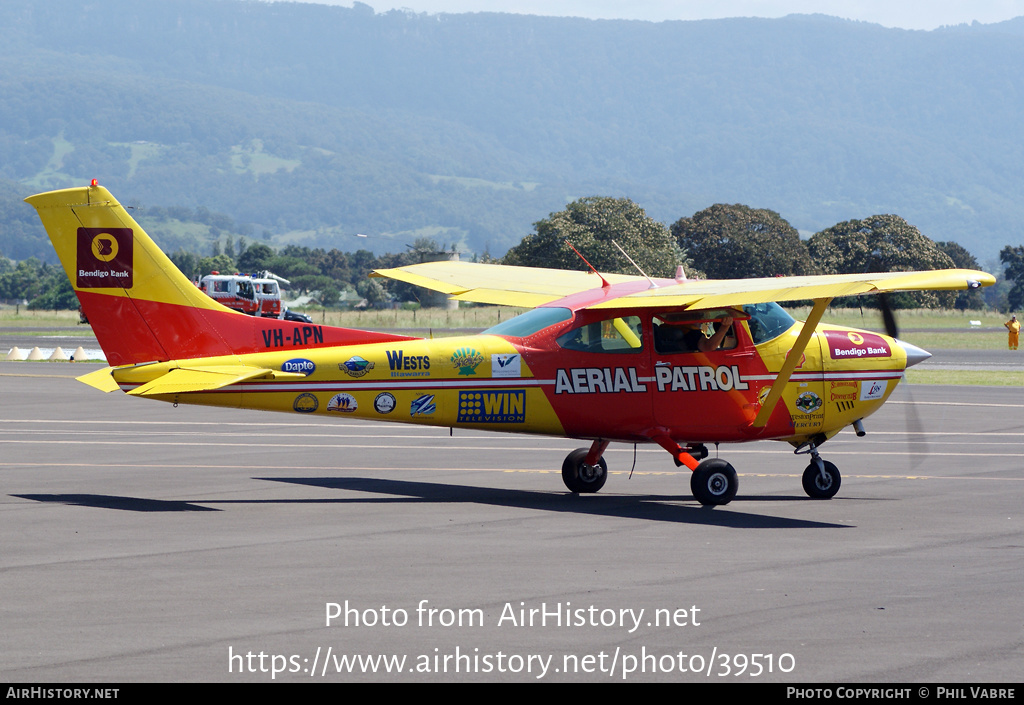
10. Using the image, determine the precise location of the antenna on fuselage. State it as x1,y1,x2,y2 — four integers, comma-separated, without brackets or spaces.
564,239,610,288
612,240,658,289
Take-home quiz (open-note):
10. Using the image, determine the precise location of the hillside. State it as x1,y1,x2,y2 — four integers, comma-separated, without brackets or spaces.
1,0,1022,264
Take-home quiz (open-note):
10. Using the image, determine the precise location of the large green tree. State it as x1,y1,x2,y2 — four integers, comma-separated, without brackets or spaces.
237,242,276,273
670,204,813,280
999,245,1024,312
808,215,957,308
503,197,683,278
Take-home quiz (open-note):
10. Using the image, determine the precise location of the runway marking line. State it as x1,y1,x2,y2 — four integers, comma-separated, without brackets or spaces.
2,437,1024,459
2,461,1022,483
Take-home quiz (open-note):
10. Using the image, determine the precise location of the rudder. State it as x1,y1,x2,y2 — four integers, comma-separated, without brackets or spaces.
26,184,241,366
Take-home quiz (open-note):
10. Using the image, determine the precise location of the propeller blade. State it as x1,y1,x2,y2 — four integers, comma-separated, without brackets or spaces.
878,293,899,339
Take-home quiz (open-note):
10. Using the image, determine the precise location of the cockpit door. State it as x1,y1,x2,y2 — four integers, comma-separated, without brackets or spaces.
649,312,757,439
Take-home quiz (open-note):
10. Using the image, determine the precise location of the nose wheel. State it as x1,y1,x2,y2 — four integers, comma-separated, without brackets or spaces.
796,440,841,499
802,459,841,498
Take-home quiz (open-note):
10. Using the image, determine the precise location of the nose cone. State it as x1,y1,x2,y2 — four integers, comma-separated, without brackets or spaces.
896,339,931,368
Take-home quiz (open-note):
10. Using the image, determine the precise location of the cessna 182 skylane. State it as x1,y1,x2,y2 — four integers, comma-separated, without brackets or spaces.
26,183,996,505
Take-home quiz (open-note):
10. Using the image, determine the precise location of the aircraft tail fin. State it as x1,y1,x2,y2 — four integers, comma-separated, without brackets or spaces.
26,183,415,366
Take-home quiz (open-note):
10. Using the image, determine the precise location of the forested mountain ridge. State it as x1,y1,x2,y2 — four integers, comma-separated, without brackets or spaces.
1,0,1021,265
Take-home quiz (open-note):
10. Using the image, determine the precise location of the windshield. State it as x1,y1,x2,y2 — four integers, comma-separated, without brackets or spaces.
483,307,573,338
742,302,797,344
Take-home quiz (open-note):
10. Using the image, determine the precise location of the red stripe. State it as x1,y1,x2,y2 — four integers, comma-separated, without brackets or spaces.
77,291,418,366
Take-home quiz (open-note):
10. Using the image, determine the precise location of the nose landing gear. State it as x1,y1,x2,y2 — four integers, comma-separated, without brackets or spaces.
796,439,841,499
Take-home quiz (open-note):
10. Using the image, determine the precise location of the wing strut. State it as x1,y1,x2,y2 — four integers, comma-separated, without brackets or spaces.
750,297,833,429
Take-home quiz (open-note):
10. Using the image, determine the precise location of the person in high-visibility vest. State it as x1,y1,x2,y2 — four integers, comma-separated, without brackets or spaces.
1005,315,1020,350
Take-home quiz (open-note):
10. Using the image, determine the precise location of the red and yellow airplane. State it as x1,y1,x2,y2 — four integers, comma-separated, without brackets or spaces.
26,183,995,505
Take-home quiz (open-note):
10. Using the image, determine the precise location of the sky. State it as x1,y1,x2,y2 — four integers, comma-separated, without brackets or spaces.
294,1,1024,30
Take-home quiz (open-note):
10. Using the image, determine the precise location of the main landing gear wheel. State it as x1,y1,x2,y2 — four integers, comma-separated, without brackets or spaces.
802,460,841,499
561,448,608,493
690,458,738,506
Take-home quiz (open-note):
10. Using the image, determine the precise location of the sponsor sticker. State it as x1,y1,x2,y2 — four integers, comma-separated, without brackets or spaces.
373,392,397,414
76,228,134,288
793,413,825,431
327,393,358,413
451,347,483,376
785,350,806,369
292,393,318,413
457,390,525,423
282,358,316,376
340,356,374,377
823,330,892,360
491,353,521,378
829,381,858,401
386,350,430,378
411,394,436,416
794,391,823,414
860,380,887,401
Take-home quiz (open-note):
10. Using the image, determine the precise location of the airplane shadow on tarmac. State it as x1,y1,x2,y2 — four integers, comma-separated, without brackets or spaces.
12,494,218,512
252,476,851,529
13,477,851,528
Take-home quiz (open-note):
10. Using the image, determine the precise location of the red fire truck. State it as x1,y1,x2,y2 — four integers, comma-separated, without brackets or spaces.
197,271,283,318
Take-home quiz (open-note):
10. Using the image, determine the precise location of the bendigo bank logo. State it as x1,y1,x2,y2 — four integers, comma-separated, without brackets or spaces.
823,330,891,360
76,228,133,288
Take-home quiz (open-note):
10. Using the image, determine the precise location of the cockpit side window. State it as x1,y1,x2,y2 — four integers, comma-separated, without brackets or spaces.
653,314,738,353
556,316,644,353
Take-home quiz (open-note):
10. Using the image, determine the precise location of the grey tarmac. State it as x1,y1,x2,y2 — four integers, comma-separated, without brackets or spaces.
1,361,1021,682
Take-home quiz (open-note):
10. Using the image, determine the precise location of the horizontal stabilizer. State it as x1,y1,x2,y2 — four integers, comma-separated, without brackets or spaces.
76,367,121,393
126,365,304,397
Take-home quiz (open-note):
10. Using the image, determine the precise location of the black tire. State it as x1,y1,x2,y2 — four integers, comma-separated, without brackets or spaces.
690,458,738,506
802,460,841,499
561,448,608,493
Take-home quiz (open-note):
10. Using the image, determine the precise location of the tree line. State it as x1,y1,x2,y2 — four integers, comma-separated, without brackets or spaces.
3,196,1020,312
504,198,1001,310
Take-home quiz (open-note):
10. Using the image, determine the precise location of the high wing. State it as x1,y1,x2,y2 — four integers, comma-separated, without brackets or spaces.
590,268,995,310
372,261,995,310
371,261,647,307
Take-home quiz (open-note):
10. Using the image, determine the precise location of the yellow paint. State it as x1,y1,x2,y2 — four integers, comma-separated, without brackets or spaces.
109,334,566,437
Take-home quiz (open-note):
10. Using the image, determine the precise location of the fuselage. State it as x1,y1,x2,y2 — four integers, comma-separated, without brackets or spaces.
107,303,916,447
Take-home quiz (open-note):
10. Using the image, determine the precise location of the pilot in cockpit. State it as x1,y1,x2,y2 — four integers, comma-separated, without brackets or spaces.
656,315,735,353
